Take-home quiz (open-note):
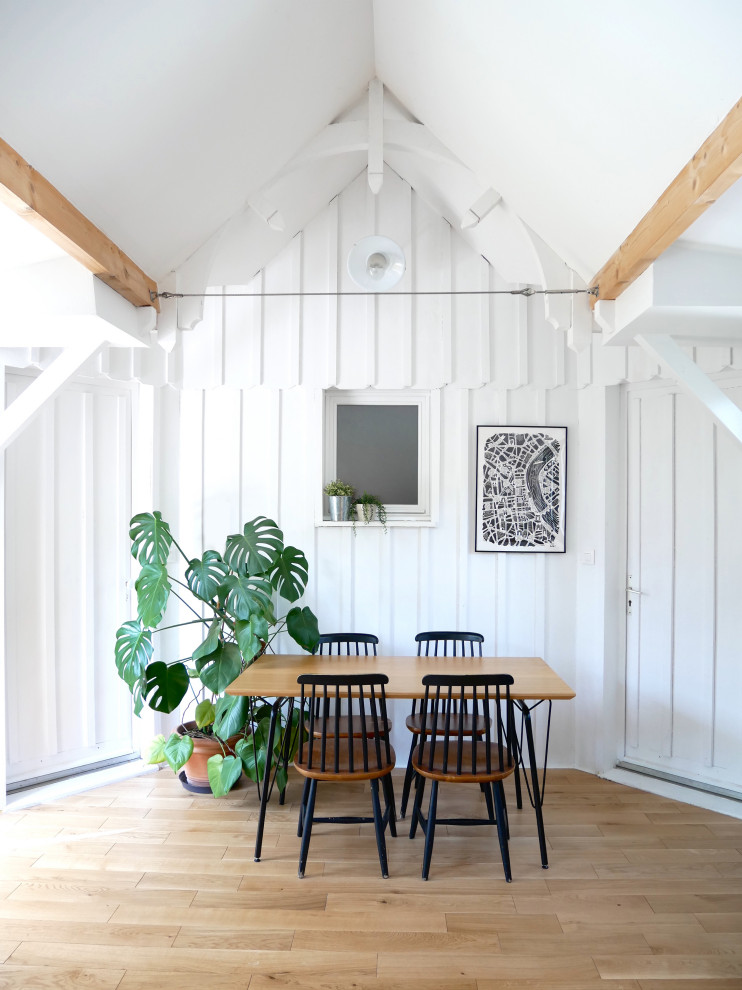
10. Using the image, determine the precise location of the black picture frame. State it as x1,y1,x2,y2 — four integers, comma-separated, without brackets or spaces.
475,425,567,553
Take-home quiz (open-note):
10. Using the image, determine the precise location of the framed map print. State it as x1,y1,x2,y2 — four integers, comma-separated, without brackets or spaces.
475,426,567,553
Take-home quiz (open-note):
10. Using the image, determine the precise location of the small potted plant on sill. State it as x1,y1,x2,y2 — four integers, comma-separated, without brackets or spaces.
324,479,355,521
114,512,319,797
354,492,388,533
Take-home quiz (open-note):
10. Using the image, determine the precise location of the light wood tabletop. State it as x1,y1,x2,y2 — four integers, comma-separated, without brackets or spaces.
227,654,575,701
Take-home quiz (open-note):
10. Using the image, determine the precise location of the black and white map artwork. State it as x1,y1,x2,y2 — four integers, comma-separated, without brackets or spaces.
475,427,567,553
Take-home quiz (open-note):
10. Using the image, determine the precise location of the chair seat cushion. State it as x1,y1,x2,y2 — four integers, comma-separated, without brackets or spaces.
295,739,396,781
405,711,489,736
310,715,392,738
411,740,514,783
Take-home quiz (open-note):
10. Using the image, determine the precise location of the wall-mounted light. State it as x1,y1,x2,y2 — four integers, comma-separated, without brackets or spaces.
347,235,406,291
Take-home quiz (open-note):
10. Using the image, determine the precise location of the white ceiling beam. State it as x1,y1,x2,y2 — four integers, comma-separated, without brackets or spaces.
460,188,502,229
0,340,104,452
635,333,742,446
0,256,151,347
368,79,384,194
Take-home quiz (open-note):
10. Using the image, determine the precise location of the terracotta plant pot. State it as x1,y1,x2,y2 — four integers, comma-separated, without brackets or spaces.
177,721,243,788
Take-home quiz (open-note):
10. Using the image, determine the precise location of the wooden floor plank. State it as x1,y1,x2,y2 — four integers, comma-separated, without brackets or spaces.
0,965,125,989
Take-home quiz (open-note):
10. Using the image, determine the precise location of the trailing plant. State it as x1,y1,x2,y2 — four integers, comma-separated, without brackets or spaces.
323,479,355,497
114,512,319,797
354,491,388,534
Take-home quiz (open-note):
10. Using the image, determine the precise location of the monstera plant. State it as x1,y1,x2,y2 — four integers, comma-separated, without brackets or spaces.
114,512,319,796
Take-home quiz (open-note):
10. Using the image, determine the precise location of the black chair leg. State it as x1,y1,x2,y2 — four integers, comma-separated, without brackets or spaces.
497,780,510,840
421,779,439,881
297,777,311,837
409,773,426,839
492,780,512,882
297,778,317,878
381,772,397,838
399,734,418,818
481,781,496,822
370,778,390,878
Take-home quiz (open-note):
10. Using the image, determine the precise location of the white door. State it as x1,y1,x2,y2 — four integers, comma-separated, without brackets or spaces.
624,381,742,795
4,373,136,787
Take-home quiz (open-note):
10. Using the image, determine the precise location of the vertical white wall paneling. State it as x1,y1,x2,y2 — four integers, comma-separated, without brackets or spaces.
713,397,742,780
240,387,281,524
5,374,135,786
202,387,243,548
634,391,675,762
337,174,374,388
412,202,449,389
300,211,333,388
180,294,224,389
376,169,412,389
450,237,486,388
223,289,260,389
671,392,715,767
263,236,301,389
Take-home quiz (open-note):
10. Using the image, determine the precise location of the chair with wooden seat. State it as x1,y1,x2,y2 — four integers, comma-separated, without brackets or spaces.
399,631,486,818
311,633,388,738
408,673,516,881
294,673,397,878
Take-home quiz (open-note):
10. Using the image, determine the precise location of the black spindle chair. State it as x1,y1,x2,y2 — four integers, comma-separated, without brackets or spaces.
409,673,516,881
315,633,379,656
399,632,486,818
294,673,397,878
311,633,389,739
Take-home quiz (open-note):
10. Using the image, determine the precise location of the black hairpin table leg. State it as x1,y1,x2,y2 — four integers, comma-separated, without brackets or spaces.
253,697,282,862
517,699,550,869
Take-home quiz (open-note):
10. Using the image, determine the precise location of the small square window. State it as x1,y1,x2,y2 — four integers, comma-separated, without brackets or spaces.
324,389,437,521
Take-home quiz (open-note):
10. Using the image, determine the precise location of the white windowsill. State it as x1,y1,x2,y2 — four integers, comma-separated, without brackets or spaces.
316,520,435,528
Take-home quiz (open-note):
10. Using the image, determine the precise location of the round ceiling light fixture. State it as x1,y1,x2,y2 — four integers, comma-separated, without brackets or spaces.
347,235,406,291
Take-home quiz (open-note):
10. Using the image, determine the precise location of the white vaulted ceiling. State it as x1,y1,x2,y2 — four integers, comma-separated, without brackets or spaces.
0,0,741,287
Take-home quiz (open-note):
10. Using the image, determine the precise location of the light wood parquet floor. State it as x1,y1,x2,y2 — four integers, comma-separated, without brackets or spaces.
1,768,741,989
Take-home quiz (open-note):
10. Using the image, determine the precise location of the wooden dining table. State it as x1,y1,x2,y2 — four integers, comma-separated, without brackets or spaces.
227,653,575,867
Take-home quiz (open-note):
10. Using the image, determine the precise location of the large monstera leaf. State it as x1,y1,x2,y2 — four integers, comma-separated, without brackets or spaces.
195,641,242,694
129,511,172,565
269,546,309,603
135,563,172,628
221,573,274,622
144,661,190,713
224,516,283,576
115,620,153,698
185,551,229,603
213,695,248,740
286,606,320,653
235,614,270,665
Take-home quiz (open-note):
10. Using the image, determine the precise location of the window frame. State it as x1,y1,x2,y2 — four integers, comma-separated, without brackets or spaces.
322,388,439,525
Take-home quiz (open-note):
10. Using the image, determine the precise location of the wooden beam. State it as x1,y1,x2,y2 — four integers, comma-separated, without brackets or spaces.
592,96,742,306
0,136,159,311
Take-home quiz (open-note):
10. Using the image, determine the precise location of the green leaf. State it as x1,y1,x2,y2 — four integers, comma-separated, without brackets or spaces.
221,573,274,622
275,764,288,794
195,641,242,694
224,516,283,576
235,614,270,665
144,734,167,764
207,754,242,797
213,695,247,740
135,563,172,628
192,617,221,662
129,511,172,565
235,719,271,783
185,551,229,602
115,620,153,689
194,699,216,729
269,546,309,603
163,732,193,773
144,661,189,713
286,606,320,653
